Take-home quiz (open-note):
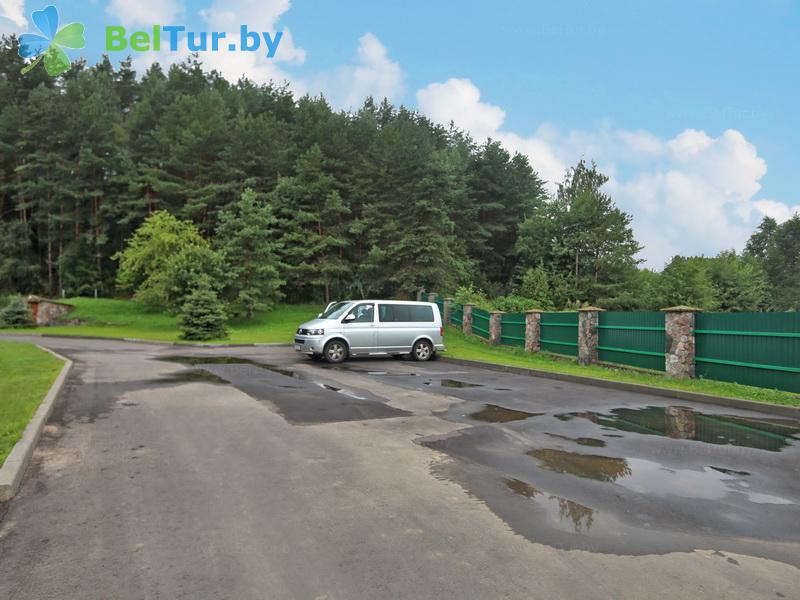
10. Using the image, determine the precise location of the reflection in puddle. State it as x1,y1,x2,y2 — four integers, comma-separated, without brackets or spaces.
157,355,301,378
528,448,795,506
157,369,229,385
545,433,606,447
505,478,595,532
529,448,631,481
554,406,800,452
440,379,483,388
469,404,543,423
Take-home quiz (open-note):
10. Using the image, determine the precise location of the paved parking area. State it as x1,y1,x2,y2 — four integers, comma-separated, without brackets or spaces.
1,336,798,599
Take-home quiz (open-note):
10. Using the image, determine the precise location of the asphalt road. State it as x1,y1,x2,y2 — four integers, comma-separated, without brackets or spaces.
1,336,798,599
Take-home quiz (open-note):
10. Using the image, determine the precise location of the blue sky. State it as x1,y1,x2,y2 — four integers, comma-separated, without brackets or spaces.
2,0,798,267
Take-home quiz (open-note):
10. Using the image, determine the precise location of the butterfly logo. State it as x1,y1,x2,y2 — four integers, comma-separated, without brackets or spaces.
18,5,86,76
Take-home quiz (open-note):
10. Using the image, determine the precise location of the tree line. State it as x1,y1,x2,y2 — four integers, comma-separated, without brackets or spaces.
0,35,797,313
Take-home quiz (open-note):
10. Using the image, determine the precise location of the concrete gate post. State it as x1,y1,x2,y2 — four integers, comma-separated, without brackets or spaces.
578,307,604,366
663,306,700,379
427,292,438,303
524,309,543,353
462,304,474,336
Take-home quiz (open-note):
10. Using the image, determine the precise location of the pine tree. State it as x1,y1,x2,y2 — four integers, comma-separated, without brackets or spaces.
216,189,285,318
178,277,228,340
0,296,32,327
271,146,349,302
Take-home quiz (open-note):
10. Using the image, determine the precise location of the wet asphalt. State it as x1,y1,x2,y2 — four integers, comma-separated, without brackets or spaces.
0,335,798,599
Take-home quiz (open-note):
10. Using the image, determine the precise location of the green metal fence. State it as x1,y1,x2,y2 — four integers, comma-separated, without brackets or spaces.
472,307,491,340
434,297,444,315
500,312,526,347
540,312,578,356
598,312,666,371
451,303,463,326
695,312,800,393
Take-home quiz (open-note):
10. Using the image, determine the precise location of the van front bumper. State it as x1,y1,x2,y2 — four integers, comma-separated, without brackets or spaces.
293,335,325,355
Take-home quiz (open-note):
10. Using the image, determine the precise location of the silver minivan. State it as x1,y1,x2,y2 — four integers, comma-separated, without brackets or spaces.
294,300,445,363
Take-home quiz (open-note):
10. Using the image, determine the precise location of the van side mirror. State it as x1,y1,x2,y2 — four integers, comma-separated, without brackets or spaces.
343,313,356,322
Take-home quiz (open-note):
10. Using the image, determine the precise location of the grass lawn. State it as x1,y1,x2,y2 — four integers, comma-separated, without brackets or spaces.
0,298,319,344
443,326,800,408
0,341,64,467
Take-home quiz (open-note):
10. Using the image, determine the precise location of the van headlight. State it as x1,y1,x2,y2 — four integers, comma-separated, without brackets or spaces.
307,328,324,336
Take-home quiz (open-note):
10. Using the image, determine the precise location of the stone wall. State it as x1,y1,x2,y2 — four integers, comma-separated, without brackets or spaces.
578,307,603,366
27,296,73,326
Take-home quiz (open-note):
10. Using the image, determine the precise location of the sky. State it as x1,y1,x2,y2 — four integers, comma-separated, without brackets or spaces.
2,0,799,269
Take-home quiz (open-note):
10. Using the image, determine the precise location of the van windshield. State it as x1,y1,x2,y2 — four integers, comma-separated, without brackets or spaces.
320,301,353,319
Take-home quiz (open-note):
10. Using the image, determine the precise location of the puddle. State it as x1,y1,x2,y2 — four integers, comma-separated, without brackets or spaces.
440,379,483,388
544,433,606,447
469,404,544,423
505,478,595,532
315,382,367,400
157,355,301,379
495,388,512,391
157,369,229,385
529,447,795,506
554,406,800,452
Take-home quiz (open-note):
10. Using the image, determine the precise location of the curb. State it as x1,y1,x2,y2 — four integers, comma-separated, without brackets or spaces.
439,356,800,419
0,346,72,502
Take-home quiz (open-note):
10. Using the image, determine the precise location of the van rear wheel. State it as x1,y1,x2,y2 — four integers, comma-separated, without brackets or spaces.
411,339,433,362
323,340,348,363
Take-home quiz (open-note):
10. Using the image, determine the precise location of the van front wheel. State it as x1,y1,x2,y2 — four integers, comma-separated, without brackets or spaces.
411,340,433,361
323,340,348,363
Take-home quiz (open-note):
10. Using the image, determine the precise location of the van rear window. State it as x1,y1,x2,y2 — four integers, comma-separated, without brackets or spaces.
379,304,435,322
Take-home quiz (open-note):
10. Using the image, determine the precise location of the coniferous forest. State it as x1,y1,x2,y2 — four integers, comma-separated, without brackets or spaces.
1,36,798,312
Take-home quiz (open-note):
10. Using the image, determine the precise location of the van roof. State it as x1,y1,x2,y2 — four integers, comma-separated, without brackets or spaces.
337,299,437,305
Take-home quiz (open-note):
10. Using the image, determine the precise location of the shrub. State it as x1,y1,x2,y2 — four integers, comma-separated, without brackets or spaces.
178,278,229,341
492,294,536,313
453,284,491,310
0,296,32,328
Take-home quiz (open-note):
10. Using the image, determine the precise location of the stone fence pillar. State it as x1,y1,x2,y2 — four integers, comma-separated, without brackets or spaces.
489,311,504,345
416,288,424,302
462,304,474,335
663,306,700,379
578,307,604,366
443,298,454,325
427,292,438,303
524,309,543,352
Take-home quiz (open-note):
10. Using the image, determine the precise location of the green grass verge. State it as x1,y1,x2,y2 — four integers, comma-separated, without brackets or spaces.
443,326,800,408
0,298,319,344
0,341,63,466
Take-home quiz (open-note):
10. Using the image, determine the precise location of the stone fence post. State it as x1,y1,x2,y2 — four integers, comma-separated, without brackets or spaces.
427,292,438,303
578,307,604,366
416,288,424,302
663,306,700,379
489,311,504,345
443,298,454,325
524,309,543,352
462,304,474,336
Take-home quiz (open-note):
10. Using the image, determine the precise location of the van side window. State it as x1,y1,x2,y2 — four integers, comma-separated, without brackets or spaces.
347,303,374,323
378,304,434,322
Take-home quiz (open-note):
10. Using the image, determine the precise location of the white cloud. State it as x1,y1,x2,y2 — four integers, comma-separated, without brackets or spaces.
0,0,26,35
417,78,505,141
106,0,184,27
309,33,404,110
415,77,799,269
